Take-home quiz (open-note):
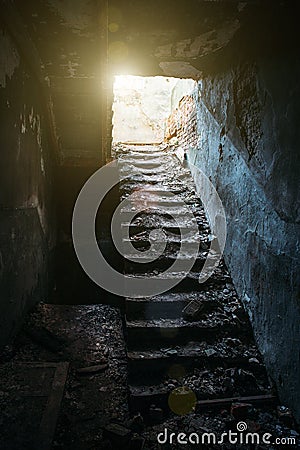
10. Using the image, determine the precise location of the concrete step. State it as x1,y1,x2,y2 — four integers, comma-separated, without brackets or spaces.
118,158,166,165
128,384,175,416
120,174,169,184
127,343,265,385
120,145,167,153
129,386,274,417
125,292,219,320
118,152,173,161
118,160,170,169
124,255,206,275
120,194,203,209
120,183,190,196
121,223,209,239
125,316,241,348
122,235,205,248
120,191,198,203
119,166,170,176
125,268,230,293
121,188,184,197
120,199,196,211
118,151,170,159
120,183,189,196
119,207,204,223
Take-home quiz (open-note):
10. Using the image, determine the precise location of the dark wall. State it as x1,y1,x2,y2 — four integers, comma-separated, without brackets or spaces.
181,54,300,421
163,2,300,421
0,25,56,347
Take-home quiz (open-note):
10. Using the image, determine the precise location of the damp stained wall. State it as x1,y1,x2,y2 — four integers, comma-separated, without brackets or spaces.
0,26,55,347
167,55,300,422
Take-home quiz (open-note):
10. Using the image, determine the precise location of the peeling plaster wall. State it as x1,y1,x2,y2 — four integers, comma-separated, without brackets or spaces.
167,56,300,421
0,27,55,347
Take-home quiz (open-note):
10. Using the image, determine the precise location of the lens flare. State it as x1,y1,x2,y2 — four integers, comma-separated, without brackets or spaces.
168,386,197,415
108,41,128,63
108,22,119,33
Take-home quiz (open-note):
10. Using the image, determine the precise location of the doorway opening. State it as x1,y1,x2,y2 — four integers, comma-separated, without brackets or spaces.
111,75,195,146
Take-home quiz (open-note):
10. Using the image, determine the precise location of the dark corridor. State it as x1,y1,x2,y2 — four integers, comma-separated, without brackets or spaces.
0,1,300,449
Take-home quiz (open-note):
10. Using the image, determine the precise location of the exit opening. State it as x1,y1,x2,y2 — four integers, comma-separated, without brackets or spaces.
112,75,196,145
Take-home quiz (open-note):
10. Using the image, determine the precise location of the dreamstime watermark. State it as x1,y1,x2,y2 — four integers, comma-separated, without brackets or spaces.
157,422,297,446
72,158,226,298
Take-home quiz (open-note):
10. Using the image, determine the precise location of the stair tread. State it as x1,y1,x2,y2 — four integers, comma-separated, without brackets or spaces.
121,223,207,232
121,184,189,194
129,384,270,396
123,253,205,262
125,290,229,302
125,269,229,281
126,316,234,328
127,339,260,361
122,238,207,247
120,209,203,219
118,152,172,159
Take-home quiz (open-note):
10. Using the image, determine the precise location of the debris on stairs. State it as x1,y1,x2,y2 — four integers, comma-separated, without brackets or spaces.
116,143,275,420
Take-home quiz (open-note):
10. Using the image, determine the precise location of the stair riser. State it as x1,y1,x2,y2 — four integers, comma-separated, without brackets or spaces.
124,277,226,295
126,326,221,347
124,259,205,275
126,322,250,348
129,391,276,418
129,392,169,418
128,359,267,386
167,277,227,292
121,186,188,196
126,301,186,320
122,224,196,236
125,299,218,320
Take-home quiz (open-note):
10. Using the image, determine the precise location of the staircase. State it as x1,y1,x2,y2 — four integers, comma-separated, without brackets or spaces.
115,143,272,421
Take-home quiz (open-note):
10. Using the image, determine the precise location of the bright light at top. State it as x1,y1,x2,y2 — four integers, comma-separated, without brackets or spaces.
113,75,177,91
112,75,195,144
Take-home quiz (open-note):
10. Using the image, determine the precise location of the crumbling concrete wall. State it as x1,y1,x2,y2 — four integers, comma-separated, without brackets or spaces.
0,27,55,347
166,56,300,422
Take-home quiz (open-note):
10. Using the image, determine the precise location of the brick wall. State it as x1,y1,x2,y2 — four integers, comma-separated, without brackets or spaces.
165,95,198,150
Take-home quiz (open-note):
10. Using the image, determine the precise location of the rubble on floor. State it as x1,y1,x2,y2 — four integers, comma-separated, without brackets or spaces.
0,302,298,449
0,303,128,450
